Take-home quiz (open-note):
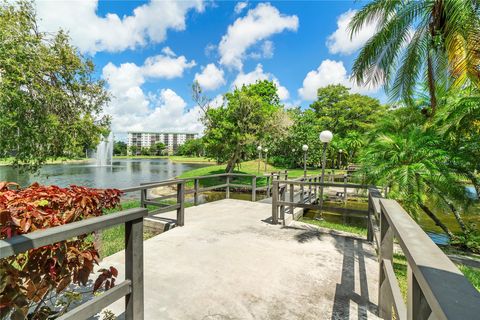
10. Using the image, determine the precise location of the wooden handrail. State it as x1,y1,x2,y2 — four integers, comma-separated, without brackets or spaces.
1,208,148,320
368,191,480,320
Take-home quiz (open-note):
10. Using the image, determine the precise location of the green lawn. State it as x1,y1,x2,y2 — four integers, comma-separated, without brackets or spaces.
299,217,368,237
178,160,347,189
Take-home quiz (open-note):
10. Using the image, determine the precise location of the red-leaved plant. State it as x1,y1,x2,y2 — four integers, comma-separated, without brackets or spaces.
0,182,122,319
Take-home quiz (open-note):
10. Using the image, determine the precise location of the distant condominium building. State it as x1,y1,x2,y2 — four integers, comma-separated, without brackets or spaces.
127,132,197,155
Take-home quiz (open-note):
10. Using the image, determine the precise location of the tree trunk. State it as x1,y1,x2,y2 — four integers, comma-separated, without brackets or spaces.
418,203,454,239
436,192,468,234
426,52,437,116
225,147,240,173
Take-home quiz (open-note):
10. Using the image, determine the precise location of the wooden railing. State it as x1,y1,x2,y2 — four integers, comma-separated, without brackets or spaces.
0,208,148,320
368,190,480,319
271,178,371,226
272,179,480,318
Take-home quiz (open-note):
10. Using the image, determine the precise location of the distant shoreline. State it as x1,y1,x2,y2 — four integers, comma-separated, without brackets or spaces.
0,156,215,167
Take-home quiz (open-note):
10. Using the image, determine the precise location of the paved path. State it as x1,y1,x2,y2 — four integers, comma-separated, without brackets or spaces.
101,199,380,319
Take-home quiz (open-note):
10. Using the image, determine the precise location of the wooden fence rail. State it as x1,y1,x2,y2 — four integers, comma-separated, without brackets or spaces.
0,208,148,320
368,190,480,320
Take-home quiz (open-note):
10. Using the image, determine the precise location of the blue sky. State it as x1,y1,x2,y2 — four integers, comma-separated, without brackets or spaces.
34,0,384,137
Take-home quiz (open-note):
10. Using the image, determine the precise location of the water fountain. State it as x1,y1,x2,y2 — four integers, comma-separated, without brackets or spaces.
95,132,114,166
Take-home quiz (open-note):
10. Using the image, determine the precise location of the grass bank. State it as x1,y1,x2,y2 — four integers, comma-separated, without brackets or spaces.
113,155,215,163
178,160,346,188
0,157,91,166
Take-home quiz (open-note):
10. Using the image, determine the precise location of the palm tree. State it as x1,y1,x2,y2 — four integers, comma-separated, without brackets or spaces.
360,125,469,239
350,0,480,115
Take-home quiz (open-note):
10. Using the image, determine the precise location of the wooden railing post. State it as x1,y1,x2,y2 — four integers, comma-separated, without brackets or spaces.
226,175,230,199
367,191,374,242
300,177,305,203
251,176,256,202
308,177,312,203
266,175,271,197
408,266,431,320
176,182,185,226
125,217,144,320
379,204,394,319
194,178,199,206
284,169,288,181
343,174,348,203
272,180,279,224
289,183,294,217
140,188,147,208
280,186,286,224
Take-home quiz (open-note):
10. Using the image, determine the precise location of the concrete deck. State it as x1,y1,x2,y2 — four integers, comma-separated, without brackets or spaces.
102,199,380,319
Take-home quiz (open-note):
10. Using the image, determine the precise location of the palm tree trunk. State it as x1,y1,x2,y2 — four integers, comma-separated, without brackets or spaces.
427,52,437,116
418,203,454,239
436,193,468,234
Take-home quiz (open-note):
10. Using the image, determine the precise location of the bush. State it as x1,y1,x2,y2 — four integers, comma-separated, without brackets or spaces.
0,182,122,319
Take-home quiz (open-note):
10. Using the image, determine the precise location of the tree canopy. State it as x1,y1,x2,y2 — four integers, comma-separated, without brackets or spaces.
350,0,480,115
202,80,285,172
0,1,110,170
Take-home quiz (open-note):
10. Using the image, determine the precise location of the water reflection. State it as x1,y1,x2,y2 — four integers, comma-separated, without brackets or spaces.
0,159,209,190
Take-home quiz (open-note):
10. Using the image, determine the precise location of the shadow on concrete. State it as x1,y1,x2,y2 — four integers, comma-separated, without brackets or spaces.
331,238,378,320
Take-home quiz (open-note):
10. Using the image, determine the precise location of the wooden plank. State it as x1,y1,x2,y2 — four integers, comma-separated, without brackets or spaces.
380,199,480,320
0,208,148,258
147,193,177,201
147,204,180,215
383,259,407,320
57,280,131,320
125,218,144,320
121,180,184,193
272,181,279,224
197,184,228,192
176,182,185,226
228,183,252,189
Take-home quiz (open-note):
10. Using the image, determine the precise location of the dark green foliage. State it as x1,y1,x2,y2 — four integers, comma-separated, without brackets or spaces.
0,1,110,171
202,80,285,172
176,138,204,157
113,141,127,156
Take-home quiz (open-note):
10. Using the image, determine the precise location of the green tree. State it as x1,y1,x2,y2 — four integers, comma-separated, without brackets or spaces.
350,0,480,115
177,138,204,157
113,141,127,156
0,1,110,170
202,80,284,172
150,142,166,156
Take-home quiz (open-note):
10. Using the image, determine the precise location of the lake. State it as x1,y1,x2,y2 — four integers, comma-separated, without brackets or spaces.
0,159,209,190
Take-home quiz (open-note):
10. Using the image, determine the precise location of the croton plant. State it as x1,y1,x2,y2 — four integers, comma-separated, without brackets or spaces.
0,182,122,319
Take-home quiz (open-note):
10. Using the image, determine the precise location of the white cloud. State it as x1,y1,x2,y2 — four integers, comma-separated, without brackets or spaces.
298,59,379,100
194,64,226,91
34,0,204,54
232,64,289,100
101,54,202,133
218,3,298,69
143,52,196,79
326,9,377,55
234,2,248,14
210,94,225,109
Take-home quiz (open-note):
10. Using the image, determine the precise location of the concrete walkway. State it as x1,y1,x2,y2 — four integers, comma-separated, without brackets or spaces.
101,199,380,319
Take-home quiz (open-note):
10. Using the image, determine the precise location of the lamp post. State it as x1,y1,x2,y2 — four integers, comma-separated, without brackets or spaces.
338,149,343,169
263,148,268,172
257,146,262,174
319,131,333,211
302,144,308,178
